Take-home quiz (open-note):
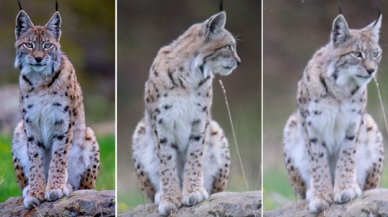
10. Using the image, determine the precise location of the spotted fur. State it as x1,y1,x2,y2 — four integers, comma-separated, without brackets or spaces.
12,10,100,209
283,14,384,214
132,11,239,216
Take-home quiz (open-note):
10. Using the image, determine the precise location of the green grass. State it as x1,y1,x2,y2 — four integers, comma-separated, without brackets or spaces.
0,136,18,202
0,134,115,203
263,170,294,212
95,134,116,191
118,189,145,213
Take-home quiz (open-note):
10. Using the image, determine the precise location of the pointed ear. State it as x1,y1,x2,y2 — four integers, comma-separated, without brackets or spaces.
45,11,62,41
365,14,382,41
331,14,350,47
15,10,34,39
206,11,226,37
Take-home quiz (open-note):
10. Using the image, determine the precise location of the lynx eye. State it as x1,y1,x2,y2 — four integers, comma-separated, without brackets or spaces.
23,43,34,49
373,51,380,58
44,43,53,49
351,51,363,58
227,44,234,51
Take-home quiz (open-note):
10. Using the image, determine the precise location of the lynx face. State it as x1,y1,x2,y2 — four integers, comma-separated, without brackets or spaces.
186,12,241,77
329,14,382,86
14,10,62,76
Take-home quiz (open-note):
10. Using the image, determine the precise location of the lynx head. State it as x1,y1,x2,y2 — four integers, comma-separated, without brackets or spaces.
328,13,382,86
177,11,240,77
14,10,62,75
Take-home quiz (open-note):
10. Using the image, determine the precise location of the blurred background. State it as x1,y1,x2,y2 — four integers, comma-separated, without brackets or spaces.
117,0,261,213
263,0,388,212
0,0,115,202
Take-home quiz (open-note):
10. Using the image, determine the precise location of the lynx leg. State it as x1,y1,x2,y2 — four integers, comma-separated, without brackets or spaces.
78,127,100,189
357,114,384,191
134,161,157,202
284,156,306,199
283,113,308,199
13,120,47,209
12,121,29,190
202,121,230,194
132,119,158,202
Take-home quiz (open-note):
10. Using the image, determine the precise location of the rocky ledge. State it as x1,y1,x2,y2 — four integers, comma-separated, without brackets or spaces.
264,188,388,217
0,190,115,217
121,191,261,217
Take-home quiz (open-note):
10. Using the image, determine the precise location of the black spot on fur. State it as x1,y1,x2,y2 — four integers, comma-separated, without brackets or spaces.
351,86,360,95
190,135,201,141
160,138,167,144
179,78,186,89
314,110,322,115
171,143,178,150
198,76,211,87
48,70,61,87
22,75,33,87
320,74,328,95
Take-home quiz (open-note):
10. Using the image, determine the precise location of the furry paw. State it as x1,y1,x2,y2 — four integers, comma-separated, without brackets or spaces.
308,191,333,213
182,187,209,207
158,200,179,216
23,185,45,209
22,185,30,198
45,184,70,201
334,184,361,204
155,191,162,205
23,195,42,210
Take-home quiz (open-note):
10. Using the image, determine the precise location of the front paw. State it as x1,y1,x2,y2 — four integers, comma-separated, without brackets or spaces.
334,184,361,204
155,191,162,205
182,187,209,207
23,185,45,209
23,195,43,210
308,191,333,213
158,197,182,216
45,184,70,201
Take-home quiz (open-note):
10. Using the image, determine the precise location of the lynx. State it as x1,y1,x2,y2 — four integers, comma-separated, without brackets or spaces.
283,13,384,213
132,11,240,216
12,8,100,209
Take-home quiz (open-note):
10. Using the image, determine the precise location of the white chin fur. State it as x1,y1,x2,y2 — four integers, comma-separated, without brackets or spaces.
33,65,47,72
354,75,372,85
21,64,51,75
218,69,233,76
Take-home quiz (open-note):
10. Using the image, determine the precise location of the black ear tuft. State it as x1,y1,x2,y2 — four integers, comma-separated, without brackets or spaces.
18,0,22,10
56,0,58,12
373,5,381,27
219,0,223,12
337,2,342,15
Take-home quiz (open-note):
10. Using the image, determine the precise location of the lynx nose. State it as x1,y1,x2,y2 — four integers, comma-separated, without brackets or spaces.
366,68,375,75
35,57,43,63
